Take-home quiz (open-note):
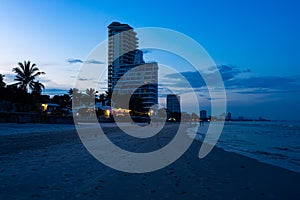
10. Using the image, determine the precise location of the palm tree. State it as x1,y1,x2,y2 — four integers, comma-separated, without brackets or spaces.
85,88,97,99
12,61,45,92
68,88,79,97
85,88,98,106
68,88,81,107
31,81,45,95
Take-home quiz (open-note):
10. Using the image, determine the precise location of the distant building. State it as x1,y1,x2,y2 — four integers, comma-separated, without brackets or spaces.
167,94,180,113
226,112,232,121
166,94,180,121
107,22,158,112
200,110,207,121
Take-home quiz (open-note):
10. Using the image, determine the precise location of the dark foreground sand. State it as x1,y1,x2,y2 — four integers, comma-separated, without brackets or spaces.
0,123,299,199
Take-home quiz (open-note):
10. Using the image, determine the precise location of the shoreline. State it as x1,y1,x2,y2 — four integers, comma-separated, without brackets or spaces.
0,123,299,199
193,121,300,174
1,122,299,173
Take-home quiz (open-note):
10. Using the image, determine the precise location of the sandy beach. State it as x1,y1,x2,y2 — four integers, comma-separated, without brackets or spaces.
0,123,299,199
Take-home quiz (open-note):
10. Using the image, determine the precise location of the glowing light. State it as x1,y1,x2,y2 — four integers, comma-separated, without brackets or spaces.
41,103,48,111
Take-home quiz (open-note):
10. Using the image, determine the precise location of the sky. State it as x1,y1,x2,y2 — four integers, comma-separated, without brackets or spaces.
0,0,300,120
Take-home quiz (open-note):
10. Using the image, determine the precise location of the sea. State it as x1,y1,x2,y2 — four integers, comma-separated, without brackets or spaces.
192,121,300,173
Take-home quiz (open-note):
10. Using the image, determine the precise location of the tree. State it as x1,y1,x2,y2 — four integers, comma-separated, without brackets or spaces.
12,61,45,92
51,94,71,108
105,90,112,106
31,81,45,96
181,112,191,122
99,93,105,106
129,95,144,115
68,88,79,97
0,74,6,103
84,88,97,106
158,108,167,119
0,74,5,88
68,88,81,107
191,112,199,121
85,88,97,99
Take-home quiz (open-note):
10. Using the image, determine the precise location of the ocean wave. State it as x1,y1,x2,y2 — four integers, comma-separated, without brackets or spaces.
254,150,288,159
273,147,289,151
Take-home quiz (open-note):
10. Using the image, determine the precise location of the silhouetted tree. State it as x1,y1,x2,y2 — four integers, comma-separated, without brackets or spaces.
191,112,199,121
0,74,5,88
105,90,112,106
182,112,192,122
85,88,97,98
68,88,81,107
158,108,167,119
12,61,45,92
51,94,71,108
3,84,35,112
31,81,45,96
83,88,97,106
129,95,144,115
99,93,105,106
68,88,80,97
0,74,6,107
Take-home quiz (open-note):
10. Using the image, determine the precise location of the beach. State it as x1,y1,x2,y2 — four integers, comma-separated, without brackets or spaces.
0,123,299,199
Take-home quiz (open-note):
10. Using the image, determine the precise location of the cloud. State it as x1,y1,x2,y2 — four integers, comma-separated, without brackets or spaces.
85,59,105,64
67,58,105,65
67,58,83,64
227,75,300,91
78,78,89,81
164,71,205,88
78,77,96,82
164,65,248,89
38,77,52,83
218,65,244,81
164,65,300,94
2,73,15,82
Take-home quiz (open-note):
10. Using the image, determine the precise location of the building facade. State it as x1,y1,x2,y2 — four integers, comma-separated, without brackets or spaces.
167,94,181,114
200,110,207,120
108,22,138,92
107,22,158,112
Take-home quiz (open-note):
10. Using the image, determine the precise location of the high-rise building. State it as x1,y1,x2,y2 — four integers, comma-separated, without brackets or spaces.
167,94,180,114
108,22,139,92
114,61,158,111
107,22,158,112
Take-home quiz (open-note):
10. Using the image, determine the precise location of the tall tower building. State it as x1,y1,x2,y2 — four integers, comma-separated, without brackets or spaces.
108,22,139,92
107,22,158,112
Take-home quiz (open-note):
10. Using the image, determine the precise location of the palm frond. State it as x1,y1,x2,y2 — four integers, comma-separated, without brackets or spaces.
12,60,45,92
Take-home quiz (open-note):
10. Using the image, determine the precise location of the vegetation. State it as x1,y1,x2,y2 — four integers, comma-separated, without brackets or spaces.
31,81,45,96
12,61,45,92
51,94,71,108
0,74,5,88
0,60,197,123
0,61,46,112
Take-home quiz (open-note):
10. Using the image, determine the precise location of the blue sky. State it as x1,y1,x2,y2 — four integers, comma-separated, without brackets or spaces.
0,0,300,120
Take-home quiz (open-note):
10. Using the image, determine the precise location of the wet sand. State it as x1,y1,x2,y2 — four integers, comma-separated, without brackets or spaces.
0,123,299,199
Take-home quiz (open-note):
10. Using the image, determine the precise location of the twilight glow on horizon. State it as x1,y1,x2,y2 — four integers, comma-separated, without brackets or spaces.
0,0,300,120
